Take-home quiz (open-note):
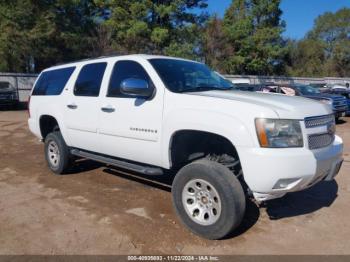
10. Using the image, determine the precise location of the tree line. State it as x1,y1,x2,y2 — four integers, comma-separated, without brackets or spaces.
0,0,349,77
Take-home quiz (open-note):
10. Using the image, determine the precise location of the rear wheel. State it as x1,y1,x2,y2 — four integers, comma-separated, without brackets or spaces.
44,131,72,174
172,159,245,239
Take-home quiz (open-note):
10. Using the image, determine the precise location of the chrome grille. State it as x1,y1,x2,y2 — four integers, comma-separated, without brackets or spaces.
308,133,335,149
305,114,336,150
304,114,335,128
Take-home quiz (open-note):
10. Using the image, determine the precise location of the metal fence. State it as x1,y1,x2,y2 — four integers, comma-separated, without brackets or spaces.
224,75,350,86
1,72,349,104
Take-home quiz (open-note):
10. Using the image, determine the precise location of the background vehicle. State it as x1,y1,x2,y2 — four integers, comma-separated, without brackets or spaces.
308,83,330,93
233,84,267,92
279,85,348,121
329,83,349,91
0,81,19,107
230,78,251,85
235,84,348,121
327,88,350,116
28,55,343,240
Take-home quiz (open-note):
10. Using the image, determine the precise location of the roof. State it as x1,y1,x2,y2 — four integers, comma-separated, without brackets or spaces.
44,54,198,72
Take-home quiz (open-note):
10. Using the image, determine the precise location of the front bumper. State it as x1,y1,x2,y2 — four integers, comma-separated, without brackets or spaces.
238,135,343,202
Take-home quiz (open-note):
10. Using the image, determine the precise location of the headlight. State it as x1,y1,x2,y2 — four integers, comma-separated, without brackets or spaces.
319,99,332,105
255,119,303,148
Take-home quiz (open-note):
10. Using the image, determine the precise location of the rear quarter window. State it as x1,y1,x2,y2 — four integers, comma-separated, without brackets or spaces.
32,67,75,96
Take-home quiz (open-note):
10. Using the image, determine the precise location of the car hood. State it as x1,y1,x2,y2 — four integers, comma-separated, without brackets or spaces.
187,90,332,119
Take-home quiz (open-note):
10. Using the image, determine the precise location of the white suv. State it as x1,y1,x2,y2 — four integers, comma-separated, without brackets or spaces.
28,55,344,239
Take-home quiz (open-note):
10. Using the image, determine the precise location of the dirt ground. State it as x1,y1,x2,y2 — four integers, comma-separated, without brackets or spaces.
0,110,349,255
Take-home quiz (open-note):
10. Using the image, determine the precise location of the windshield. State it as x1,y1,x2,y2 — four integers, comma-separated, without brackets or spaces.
296,85,321,95
149,59,233,93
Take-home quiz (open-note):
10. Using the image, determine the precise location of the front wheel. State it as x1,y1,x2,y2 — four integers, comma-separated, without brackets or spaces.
172,159,246,239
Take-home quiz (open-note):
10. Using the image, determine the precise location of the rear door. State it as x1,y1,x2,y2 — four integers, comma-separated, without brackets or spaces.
64,62,107,151
97,59,164,166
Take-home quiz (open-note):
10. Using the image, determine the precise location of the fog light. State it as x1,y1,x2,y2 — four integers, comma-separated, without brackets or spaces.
272,178,301,189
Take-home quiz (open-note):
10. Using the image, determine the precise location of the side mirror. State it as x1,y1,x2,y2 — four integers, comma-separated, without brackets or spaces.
120,78,153,98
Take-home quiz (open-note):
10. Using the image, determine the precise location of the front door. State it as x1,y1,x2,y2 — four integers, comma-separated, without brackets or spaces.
98,59,164,166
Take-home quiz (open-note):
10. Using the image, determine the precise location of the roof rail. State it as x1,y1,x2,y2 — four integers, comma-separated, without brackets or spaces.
53,52,127,67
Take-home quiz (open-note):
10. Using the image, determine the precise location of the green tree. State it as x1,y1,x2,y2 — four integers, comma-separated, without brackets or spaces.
99,0,208,59
286,38,326,77
0,0,34,72
0,0,100,73
203,15,231,72
308,8,350,77
287,8,350,77
308,8,350,55
222,0,286,75
330,39,350,77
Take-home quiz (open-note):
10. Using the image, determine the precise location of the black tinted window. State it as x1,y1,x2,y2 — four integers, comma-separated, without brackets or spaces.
74,62,107,97
108,60,153,97
32,67,75,96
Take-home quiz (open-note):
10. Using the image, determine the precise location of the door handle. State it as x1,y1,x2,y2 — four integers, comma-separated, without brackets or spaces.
67,104,78,109
101,106,115,113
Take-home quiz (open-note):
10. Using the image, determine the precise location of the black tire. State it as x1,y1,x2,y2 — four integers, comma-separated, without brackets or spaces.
172,159,246,239
44,131,72,174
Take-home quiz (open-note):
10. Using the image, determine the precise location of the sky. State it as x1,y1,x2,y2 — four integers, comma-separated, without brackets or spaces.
203,0,350,39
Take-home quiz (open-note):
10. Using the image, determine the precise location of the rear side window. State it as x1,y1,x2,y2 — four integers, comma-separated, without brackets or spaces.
32,67,75,96
74,62,107,97
107,60,154,97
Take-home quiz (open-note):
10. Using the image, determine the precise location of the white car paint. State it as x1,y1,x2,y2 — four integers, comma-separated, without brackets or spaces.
28,54,344,201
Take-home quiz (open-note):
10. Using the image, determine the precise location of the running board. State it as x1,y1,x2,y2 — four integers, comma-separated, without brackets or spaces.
70,149,163,176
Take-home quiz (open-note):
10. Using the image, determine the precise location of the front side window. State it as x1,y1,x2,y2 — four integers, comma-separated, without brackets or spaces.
107,60,154,97
32,67,75,96
149,59,233,93
74,62,107,97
